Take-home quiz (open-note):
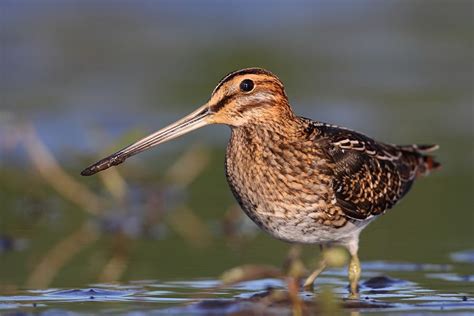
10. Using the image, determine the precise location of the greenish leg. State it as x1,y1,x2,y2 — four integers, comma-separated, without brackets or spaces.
348,252,361,299
303,246,327,290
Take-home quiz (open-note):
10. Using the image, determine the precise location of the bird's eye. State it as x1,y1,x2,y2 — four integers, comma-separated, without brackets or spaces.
239,79,254,92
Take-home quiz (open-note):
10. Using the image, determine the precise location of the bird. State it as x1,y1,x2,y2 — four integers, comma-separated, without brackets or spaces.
81,67,440,298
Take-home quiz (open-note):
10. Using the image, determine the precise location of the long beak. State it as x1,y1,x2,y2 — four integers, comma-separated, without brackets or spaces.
81,104,212,176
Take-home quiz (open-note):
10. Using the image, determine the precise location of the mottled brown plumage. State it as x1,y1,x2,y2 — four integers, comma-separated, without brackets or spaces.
226,118,439,234
81,67,440,298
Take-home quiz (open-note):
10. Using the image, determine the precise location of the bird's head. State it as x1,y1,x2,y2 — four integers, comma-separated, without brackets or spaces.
81,68,293,176
207,68,292,126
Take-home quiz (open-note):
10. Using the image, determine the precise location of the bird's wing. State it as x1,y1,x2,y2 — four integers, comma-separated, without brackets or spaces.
310,121,422,220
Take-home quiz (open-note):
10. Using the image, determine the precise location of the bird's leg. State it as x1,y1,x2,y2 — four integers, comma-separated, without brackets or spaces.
347,244,361,299
303,259,326,290
303,245,327,290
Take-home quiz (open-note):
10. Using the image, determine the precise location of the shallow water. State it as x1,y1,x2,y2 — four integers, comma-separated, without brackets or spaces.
1,254,473,315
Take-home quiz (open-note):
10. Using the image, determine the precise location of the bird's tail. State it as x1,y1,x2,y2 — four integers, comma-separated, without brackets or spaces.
399,144,441,177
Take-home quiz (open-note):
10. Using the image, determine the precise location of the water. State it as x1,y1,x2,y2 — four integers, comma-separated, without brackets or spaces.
1,254,473,314
1,1,473,315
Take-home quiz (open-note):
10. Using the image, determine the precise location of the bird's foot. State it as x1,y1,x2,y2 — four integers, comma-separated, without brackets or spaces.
348,253,361,299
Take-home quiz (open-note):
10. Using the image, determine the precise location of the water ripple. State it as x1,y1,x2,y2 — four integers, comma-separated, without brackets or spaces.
0,259,473,314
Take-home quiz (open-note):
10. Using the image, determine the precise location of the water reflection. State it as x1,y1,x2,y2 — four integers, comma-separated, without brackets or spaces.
1,257,472,314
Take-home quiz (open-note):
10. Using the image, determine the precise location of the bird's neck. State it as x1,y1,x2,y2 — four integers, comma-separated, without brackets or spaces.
233,114,303,144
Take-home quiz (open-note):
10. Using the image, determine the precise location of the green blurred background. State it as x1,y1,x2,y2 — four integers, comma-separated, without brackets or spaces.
1,0,472,290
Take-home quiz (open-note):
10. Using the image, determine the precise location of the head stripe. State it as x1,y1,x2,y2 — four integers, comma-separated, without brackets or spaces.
210,93,237,112
212,68,276,95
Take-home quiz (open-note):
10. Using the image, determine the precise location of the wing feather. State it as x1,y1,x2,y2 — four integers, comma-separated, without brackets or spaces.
310,121,424,220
